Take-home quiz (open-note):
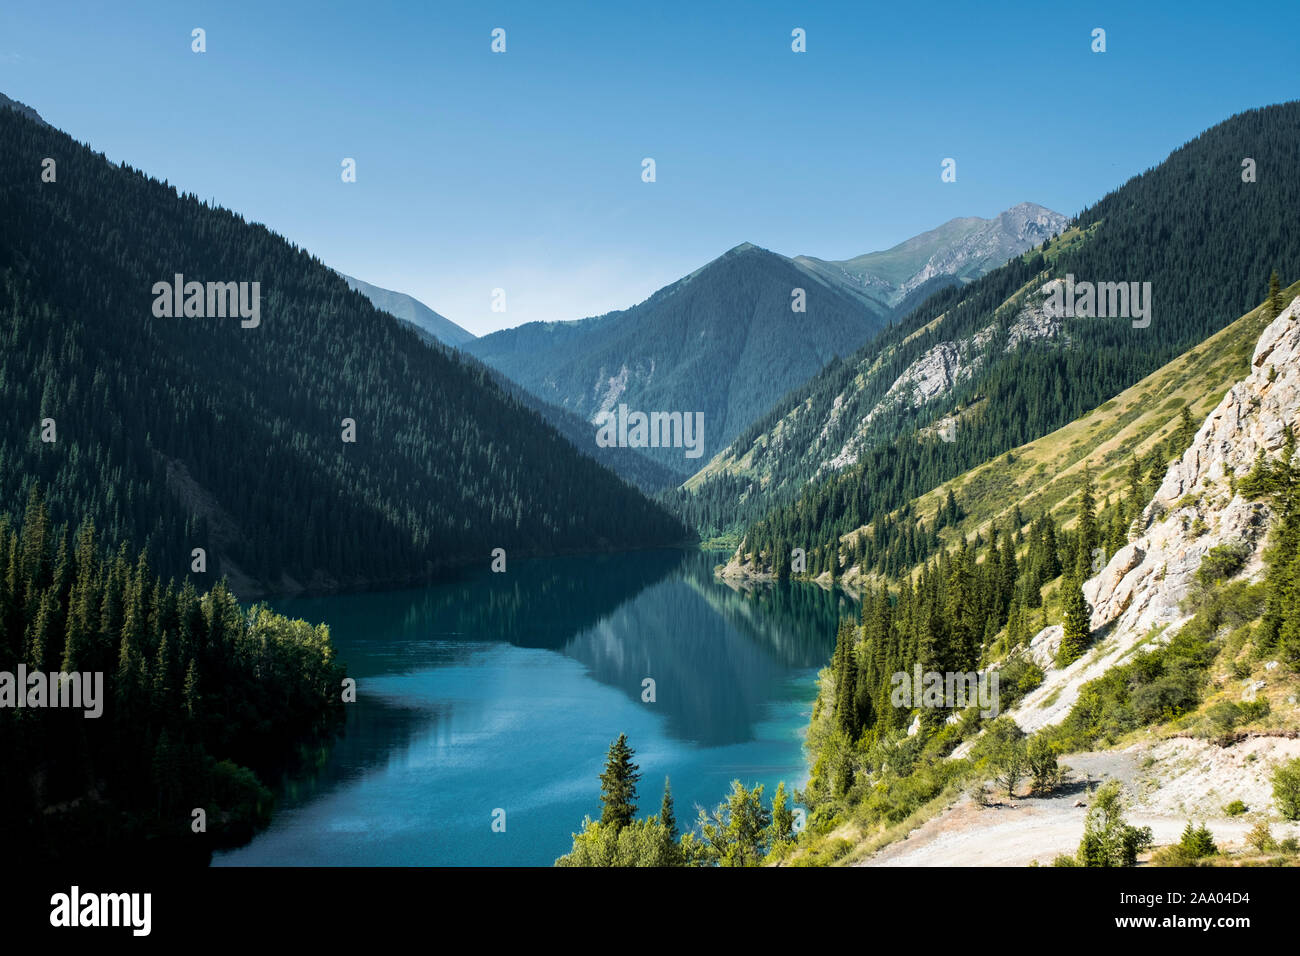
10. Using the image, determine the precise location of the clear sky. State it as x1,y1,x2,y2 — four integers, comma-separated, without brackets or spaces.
2,0,1296,335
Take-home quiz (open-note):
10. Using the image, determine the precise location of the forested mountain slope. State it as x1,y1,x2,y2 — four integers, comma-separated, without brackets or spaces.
677,102,1300,541
0,102,687,598
345,287,681,493
784,288,1300,867
730,285,1288,585
0,490,348,863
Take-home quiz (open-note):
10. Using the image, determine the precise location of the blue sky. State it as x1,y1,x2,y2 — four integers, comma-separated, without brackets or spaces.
2,0,1296,335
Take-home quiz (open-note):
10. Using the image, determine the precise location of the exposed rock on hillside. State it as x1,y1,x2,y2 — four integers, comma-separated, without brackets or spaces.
1010,297,1300,734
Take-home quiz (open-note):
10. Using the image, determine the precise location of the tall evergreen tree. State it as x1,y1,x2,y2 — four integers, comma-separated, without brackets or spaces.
1057,575,1092,667
1178,405,1197,451
659,777,677,841
598,733,641,831
1076,468,1099,578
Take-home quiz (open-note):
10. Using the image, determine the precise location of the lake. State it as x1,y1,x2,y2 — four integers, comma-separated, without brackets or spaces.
213,549,850,866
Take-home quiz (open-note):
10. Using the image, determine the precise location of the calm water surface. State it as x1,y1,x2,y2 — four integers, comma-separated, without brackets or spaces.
213,549,849,866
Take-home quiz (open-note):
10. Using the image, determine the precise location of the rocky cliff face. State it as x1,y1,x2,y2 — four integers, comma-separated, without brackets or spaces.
814,287,1065,479
1010,296,1300,733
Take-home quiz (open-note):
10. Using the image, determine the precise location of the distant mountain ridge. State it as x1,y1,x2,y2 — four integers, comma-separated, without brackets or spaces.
795,202,1068,311
343,274,678,491
464,206,1061,474
0,92,47,127
465,242,891,472
339,272,476,348
676,101,1300,547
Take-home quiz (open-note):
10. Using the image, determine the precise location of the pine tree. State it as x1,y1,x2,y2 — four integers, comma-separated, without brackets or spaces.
1000,529,1018,611
26,590,54,673
1127,455,1143,508
182,657,201,722
1006,596,1027,648
774,542,790,581
1178,405,1196,451
768,781,795,849
1076,468,1099,578
1269,269,1283,318
1037,514,1061,583
1057,575,1091,667
659,777,677,841
835,621,861,737
598,733,641,830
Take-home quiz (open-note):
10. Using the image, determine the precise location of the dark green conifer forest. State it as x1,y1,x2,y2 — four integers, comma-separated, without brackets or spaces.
0,106,688,598
0,488,346,862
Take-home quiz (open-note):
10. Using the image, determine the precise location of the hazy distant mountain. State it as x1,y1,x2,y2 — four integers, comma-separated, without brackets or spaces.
466,206,1065,475
465,242,891,472
339,272,476,348
342,272,675,490
795,202,1068,311
0,92,47,127
398,318,683,493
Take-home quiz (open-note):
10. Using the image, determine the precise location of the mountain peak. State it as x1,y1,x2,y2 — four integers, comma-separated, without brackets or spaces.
794,202,1068,310
997,201,1067,233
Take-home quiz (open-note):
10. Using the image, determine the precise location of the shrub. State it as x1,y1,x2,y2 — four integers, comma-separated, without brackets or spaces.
1224,800,1248,817
1076,780,1153,866
1240,699,1270,722
1272,757,1300,820
791,837,852,867
999,657,1045,709
1206,701,1243,736
1015,660,1045,694
1026,735,1063,794
1246,820,1277,853
1193,542,1251,591
973,718,1028,798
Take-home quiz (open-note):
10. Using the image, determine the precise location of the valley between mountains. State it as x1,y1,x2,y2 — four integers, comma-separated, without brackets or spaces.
6,86,1300,868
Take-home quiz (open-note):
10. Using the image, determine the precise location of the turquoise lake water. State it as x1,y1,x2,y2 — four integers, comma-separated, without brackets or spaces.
213,549,849,866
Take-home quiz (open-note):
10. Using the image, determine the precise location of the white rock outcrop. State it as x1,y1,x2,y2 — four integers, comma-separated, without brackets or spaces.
1010,297,1300,733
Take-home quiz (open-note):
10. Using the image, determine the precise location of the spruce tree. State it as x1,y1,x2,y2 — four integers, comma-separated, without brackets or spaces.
768,781,795,849
1126,456,1143,516
1076,468,1099,578
659,777,677,841
1178,405,1196,451
599,733,641,830
1041,516,1062,582
1269,269,1283,318
1057,575,1091,667
835,623,860,737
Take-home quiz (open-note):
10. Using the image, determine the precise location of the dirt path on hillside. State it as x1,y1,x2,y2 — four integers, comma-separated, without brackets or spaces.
861,748,1300,867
